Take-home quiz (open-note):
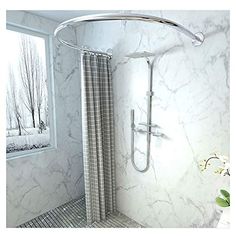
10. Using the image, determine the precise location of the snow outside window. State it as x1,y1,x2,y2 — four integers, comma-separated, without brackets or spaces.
6,25,56,159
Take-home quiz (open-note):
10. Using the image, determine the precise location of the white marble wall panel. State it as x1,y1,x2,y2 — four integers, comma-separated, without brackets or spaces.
76,10,229,227
6,11,84,227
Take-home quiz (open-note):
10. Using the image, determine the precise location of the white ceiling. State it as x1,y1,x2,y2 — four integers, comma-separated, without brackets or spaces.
28,10,121,22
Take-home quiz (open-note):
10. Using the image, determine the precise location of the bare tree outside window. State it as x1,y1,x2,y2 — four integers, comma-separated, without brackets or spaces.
8,67,23,136
6,29,50,154
19,35,37,128
6,90,14,131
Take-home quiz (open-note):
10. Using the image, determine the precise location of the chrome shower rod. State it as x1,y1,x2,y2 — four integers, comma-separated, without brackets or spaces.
54,13,204,56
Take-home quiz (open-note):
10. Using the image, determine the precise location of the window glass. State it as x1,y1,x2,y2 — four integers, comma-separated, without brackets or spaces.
6,28,52,155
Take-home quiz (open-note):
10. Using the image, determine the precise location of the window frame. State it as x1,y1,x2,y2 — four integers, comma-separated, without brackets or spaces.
6,23,57,160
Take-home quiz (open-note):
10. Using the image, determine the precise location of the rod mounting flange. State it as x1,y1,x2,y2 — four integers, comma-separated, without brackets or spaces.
192,32,204,46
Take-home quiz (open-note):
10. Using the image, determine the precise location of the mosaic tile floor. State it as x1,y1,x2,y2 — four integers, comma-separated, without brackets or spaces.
18,196,142,228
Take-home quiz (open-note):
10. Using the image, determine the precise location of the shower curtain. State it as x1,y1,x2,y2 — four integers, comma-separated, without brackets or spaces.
81,52,116,224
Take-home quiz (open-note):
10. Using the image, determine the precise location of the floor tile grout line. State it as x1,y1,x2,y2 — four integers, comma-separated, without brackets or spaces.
18,197,142,228
58,204,85,227
43,211,61,228
38,215,51,228
53,204,78,227
55,205,80,227
48,209,65,228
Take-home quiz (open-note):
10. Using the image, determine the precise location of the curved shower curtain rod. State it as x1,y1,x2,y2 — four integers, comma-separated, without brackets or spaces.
54,13,204,57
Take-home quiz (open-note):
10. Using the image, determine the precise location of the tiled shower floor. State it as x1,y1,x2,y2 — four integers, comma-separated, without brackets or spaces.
18,196,142,228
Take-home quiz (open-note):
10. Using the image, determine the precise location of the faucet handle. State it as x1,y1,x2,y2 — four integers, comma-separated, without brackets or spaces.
138,122,161,128
152,132,170,140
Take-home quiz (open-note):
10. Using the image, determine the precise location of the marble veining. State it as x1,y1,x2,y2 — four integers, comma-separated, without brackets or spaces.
6,10,229,228
76,10,229,227
6,11,84,227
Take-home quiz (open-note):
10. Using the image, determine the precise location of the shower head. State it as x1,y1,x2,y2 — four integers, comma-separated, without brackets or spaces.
125,51,155,59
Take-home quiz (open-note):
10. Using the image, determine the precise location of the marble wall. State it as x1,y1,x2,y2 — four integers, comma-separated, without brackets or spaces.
6,11,84,227
76,10,230,227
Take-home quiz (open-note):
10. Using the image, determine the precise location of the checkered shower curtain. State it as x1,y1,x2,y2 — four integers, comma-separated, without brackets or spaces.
81,53,116,224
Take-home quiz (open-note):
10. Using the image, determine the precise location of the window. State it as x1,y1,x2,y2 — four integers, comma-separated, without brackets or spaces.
6,24,56,158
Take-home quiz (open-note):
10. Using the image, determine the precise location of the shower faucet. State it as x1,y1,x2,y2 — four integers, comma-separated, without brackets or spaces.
131,107,168,173
133,119,164,137
130,57,155,173
138,122,161,128
129,51,175,172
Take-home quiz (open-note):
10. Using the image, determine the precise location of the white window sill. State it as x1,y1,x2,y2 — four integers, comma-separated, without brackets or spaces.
6,146,56,161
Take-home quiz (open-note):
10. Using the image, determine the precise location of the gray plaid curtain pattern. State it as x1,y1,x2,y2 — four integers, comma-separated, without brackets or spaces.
81,53,116,224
